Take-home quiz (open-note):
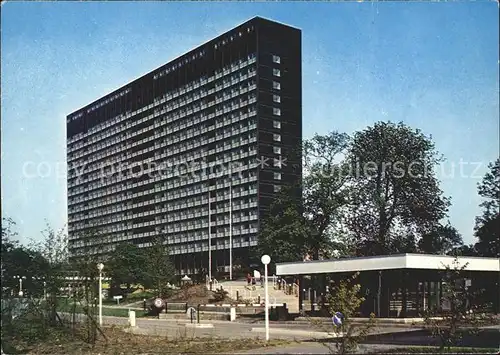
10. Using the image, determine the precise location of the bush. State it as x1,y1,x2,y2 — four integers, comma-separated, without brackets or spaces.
311,272,376,354
423,258,492,351
126,291,155,302
211,288,228,303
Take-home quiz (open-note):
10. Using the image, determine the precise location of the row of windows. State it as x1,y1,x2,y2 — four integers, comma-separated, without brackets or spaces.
68,170,259,212
68,166,258,208
68,77,256,160
68,105,258,177
69,190,258,222
68,132,258,192
69,212,259,234
68,54,258,146
68,94,257,168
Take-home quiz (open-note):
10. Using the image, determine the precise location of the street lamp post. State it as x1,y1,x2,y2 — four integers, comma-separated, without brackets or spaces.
97,263,104,326
261,254,271,341
16,276,26,297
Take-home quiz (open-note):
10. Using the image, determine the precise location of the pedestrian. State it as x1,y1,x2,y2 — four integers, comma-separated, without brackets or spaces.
260,275,264,287
246,273,251,286
143,298,147,311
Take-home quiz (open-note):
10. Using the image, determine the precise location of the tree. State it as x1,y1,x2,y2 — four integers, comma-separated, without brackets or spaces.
323,272,376,354
142,236,175,298
107,242,147,295
258,132,351,264
418,223,463,255
346,121,450,255
474,215,499,257
474,159,499,257
423,258,488,351
303,132,351,260
450,244,477,257
257,184,310,265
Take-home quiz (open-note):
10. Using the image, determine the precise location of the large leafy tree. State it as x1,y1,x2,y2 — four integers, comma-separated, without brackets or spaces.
474,159,499,257
1,218,52,296
346,121,450,255
257,184,310,265
142,236,176,297
303,132,351,259
418,223,463,255
107,242,147,294
258,132,351,264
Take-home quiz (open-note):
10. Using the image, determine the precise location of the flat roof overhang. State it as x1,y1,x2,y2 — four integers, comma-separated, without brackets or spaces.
276,253,500,276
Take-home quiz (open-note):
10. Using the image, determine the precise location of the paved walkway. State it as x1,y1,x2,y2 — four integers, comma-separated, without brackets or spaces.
63,313,423,341
237,342,414,354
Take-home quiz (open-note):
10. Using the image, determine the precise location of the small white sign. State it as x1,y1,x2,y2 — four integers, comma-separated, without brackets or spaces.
113,295,123,300
154,298,164,308
187,307,197,321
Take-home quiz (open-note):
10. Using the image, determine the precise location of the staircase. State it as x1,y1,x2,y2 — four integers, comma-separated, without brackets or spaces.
213,277,300,313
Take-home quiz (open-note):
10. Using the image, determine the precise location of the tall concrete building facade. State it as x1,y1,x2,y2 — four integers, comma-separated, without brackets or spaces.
66,17,302,275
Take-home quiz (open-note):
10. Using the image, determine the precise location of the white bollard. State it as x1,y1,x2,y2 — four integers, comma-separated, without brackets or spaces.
128,310,136,327
230,307,236,322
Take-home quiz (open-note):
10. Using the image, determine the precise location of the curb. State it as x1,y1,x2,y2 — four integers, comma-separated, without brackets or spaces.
202,303,267,307
185,323,214,328
250,327,340,338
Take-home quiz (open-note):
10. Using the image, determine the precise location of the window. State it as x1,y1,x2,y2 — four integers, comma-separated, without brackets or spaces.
273,108,281,116
273,68,281,77
273,158,282,168
273,55,281,64
274,172,282,180
273,120,281,129
273,185,281,193
272,81,281,90
273,134,281,142
273,95,281,103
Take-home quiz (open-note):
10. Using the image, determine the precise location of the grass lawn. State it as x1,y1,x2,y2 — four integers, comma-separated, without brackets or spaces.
382,346,499,353
56,301,148,318
4,326,293,354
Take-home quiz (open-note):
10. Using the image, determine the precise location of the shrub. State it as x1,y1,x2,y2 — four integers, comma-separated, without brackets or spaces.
316,272,376,354
211,288,228,303
423,258,492,351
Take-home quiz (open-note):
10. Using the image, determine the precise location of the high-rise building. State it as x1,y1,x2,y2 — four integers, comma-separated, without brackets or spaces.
66,17,302,275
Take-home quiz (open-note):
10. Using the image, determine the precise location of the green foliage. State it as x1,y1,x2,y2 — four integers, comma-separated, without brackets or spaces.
474,159,499,257
422,257,490,351
258,132,351,264
474,215,499,257
141,236,176,298
211,288,228,303
258,184,311,265
449,244,477,257
346,121,450,255
107,242,147,294
325,272,376,354
125,291,156,302
418,223,463,255
303,132,352,260
327,273,365,320
259,124,459,260
476,158,500,221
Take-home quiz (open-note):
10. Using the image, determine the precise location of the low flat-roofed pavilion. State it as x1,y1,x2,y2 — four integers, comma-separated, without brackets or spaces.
276,253,499,317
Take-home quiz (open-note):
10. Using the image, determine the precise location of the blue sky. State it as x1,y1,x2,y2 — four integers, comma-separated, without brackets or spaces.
1,2,498,245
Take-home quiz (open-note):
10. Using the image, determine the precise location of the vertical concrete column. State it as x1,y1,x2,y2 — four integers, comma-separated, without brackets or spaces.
298,275,304,314
129,310,136,327
230,307,236,321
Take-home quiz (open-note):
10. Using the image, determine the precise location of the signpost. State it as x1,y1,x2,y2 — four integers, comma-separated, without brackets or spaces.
261,254,271,341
